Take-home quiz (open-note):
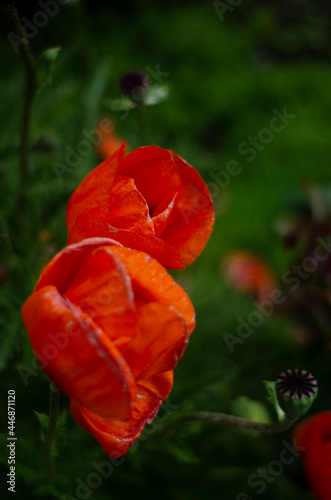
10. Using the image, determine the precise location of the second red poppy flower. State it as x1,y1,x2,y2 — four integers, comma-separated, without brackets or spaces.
66,143,215,269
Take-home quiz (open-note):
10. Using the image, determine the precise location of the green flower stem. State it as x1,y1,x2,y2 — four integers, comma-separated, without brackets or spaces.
1,0,38,212
137,101,149,145
44,384,60,484
152,411,297,441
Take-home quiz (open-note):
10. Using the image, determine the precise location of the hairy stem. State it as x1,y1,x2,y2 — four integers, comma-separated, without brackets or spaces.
44,384,60,484
152,411,296,441
1,0,38,209
137,101,149,145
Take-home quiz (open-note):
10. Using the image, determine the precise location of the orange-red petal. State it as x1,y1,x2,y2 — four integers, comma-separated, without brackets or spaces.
106,174,154,233
152,192,179,238
119,302,189,380
160,151,215,265
22,285,135,420
66,143,126,234
64,246,137,340
67,217,185,269
70,371,174,457
108,247,195,333
95,119,124,160
119,146,182,208
66,145,214,268
35,237,122,294
119,146,214,265
103,228,185,270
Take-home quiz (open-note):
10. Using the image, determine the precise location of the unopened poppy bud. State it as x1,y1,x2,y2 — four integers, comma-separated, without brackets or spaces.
276,368,318,419
120,71,149,101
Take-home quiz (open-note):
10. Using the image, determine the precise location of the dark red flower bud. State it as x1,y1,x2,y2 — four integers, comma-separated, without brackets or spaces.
120,71,149,101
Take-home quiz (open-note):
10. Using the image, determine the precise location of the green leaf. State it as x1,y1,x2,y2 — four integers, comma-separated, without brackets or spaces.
33,411,49,432
37,47,61,88
232,396,270,423
144,84,169,106
105,96,137,112
84,61,111,125
104,83,169,115
165,441,199,464
264,380,285,420
56,410,67,431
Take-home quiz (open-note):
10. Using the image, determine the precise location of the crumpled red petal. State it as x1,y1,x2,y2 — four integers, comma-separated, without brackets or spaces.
64,246,137,340
160,151,215,265
106,174,154,233
119,302,189,380
294,412,331,500
152,191,179,238
22,236,195,457
22,285,136,420
66,143,126,234
66,144,214,269
35,237,122,294
70,371,174,457
119,146,215,265
67,217,185,269
108,246,195,333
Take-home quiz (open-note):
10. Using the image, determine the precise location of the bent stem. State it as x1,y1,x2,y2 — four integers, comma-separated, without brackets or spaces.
44,384,60,484
151,411,297,441
1,0,38,214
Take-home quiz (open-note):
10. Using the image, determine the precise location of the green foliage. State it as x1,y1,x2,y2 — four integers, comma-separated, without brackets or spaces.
232,396,271,423
264,381,286,421
33,411,49,440
276,388,318,420
37,47,61,89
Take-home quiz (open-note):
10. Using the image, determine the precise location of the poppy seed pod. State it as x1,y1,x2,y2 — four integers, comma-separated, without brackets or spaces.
276,369,318,419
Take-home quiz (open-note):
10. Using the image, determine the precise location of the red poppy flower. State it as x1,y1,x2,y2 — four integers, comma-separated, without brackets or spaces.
222,251,277,302
95,118,125,160
22,238,195,457
66,143,214,269
294,411,331,500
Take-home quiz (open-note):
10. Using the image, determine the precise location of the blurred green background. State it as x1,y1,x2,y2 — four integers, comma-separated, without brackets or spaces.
1,0,331,498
